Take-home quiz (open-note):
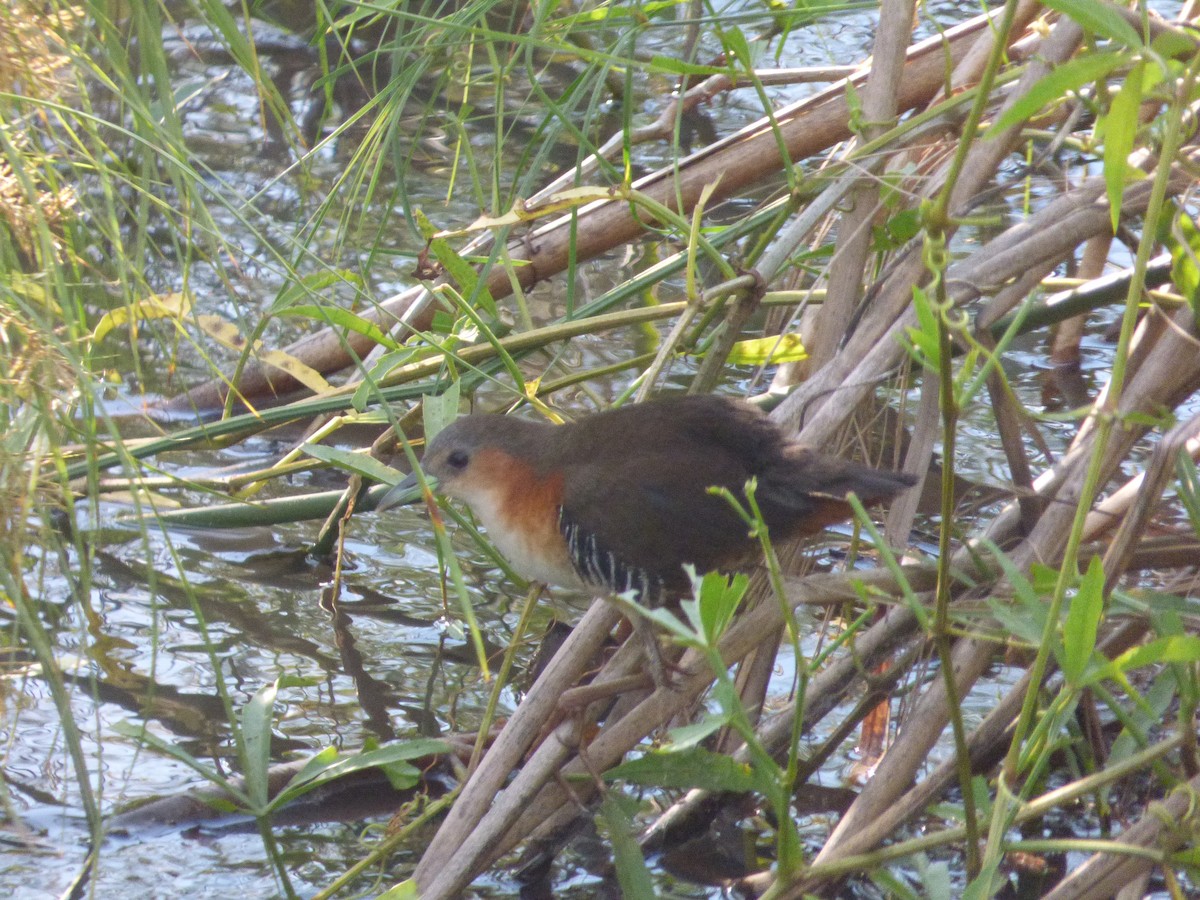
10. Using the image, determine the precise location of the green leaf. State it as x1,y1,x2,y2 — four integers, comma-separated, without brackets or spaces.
983,544,1051,645
987,598,1046,648
280,739,450,803
607,746,758,792
1150,29,1199,61
1042,0,1143,48
963,856,1005,900
242,680,279,812
1111,634,1200,671
695,569,749,644
626,601,699,644
987,51,1124,137
597,794,656,900
269,270,364,315
429,238,497,318
1062,556,1104,685
1030,562,1060,594
1175,451,1200,536
1102,60,1145,232
376,879,419,899
291,745,340,784
423,383,461,443
302,443,402,485
711,675,742,721
718,24,755,70
1169,211,1200,323
917,856,953,900
1109,667,1175,763
1091,633,1200,687
412,207,438,241
665,713,729,750
874,208,921,249
902,285,940,369
353,344,425,411
870,868,923,900
646,55,728,76
1170,846,1200,868
280,303,399,351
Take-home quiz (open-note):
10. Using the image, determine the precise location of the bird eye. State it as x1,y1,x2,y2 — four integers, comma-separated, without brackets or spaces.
446,449,469,470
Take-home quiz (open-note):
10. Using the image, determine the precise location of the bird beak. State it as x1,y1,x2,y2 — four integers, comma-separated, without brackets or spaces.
374,470,437,512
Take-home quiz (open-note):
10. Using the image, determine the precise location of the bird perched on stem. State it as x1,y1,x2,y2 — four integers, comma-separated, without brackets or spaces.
382,395,916,614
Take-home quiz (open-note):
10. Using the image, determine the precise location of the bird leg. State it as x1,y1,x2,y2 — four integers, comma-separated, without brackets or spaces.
556,676,651,711
605,593,687,690
630,612,684,691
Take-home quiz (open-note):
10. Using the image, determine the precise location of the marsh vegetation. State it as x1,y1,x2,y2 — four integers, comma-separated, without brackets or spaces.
3,0,1200,896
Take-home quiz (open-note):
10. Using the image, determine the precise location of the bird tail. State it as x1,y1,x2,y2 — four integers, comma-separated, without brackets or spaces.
755,452,918,530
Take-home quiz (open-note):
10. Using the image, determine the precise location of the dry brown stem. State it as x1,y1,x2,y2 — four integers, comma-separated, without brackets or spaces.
807,0,917,373
411,599,622,894
1040,773,1200,900
780,16,1087,446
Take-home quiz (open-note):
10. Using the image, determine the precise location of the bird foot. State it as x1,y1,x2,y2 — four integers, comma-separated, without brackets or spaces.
631,616,686,691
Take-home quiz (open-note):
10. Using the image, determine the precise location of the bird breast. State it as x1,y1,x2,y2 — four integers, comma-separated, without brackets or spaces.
448,449,584,590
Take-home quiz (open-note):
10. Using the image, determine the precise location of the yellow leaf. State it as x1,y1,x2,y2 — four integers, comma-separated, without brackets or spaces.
725,334,808,365
195,314,247,350
435,186,621,238
92,291,192,344
256,348,334,394
195,315,333,394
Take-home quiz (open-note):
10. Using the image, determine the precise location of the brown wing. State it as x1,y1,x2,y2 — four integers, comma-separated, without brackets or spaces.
558,450,764,597
560,395,786,465
553,396,915,596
